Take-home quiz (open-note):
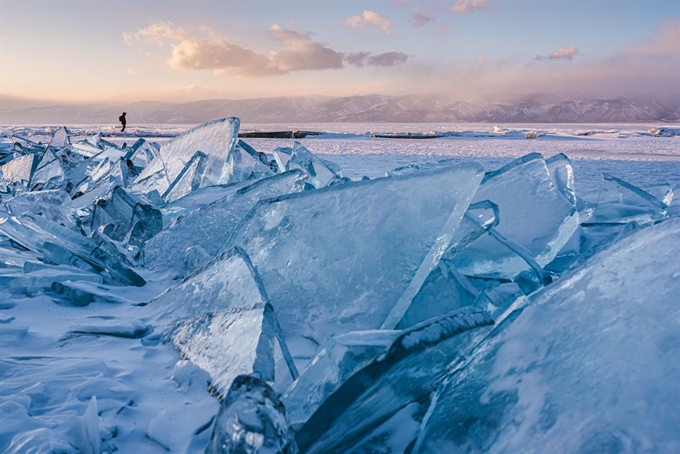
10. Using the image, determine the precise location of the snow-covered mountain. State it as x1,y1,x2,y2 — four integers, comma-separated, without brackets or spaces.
2,93,679,124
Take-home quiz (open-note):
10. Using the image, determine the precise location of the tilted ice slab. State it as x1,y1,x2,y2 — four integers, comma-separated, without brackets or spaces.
172,304,297,397
414,217,680,454
151,247,298,394
589,172,669,225
282,330,401,431
397,201,498,329
0,262,103,289
5,189,79,231
47,126,71,149
1,154,35,187
287,141,346,188
225,163,484,354
143,170,306,275
161,150,208,203
133,118,240,195
222,140,275,185
448,153,578,280
295,307,494,454
31,149,65,190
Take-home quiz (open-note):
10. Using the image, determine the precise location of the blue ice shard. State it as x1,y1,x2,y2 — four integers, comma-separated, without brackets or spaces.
130,155,170,195
222,140,274,185
286,142,346,188
644,182,673,208
133,118,240,195
448,153,578,280
91,186,141,241
71,135,103,157
71,158,133,209
91,186,161,246
47,127,71,150
172,303,297,397
162,151,209,203
295,307,494,454
396,201,498,328
143,170,306,275
152,247,268,323
398,261,479,329
205,374,298,454
576,221,644,268
546,153,576,205
589,172,669,225
413,217,680,453
273,147,293,173
226,163,484,355
0,214,144,286
0,262,103,289
282,330,400,431
1,154,35,188
31,149,65,190
5,189,79,231
153,247,298,394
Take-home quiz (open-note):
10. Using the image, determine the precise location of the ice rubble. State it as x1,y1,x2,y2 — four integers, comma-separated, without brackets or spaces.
0,119,678,453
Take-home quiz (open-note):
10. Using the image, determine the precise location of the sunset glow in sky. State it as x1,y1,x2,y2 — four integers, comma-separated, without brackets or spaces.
1,0,678,104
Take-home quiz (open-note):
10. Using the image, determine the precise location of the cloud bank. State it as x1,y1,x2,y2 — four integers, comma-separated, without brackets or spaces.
124,22,408,78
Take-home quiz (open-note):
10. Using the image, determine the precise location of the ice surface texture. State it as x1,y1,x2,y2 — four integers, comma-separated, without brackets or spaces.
226,163,484,354
415,217,680,453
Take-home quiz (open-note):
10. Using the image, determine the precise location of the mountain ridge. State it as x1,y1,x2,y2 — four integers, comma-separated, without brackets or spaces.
2,94,679,124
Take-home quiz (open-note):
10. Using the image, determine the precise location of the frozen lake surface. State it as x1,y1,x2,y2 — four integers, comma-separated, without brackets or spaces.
1,121,679,453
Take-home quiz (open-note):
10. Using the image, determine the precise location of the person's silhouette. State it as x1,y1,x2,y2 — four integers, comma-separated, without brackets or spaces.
119,112,127,132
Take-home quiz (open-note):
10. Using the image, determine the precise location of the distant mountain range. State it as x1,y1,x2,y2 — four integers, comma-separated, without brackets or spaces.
2,93,679,125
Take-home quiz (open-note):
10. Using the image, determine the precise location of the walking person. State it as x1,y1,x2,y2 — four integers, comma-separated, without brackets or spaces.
119,112,127,132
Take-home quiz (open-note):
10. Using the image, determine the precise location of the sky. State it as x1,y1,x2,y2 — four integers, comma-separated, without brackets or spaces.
1,0,679,104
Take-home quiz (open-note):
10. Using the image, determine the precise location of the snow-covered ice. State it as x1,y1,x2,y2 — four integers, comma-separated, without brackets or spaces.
0,120,679,453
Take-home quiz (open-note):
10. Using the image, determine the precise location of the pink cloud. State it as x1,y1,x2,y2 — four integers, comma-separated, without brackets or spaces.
346,11,393,35
268,24,312,42
346,51,409,68
535,46,579,61
411,10,435,27
451,0,495,14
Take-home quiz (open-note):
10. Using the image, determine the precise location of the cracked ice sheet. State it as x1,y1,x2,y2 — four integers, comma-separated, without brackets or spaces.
415,217,680,454
0,283,219,454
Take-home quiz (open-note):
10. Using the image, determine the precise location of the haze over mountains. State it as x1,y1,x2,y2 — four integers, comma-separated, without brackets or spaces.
2,93,679,125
